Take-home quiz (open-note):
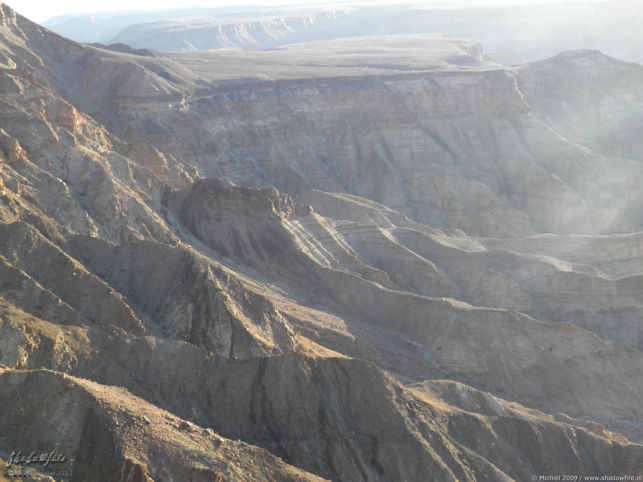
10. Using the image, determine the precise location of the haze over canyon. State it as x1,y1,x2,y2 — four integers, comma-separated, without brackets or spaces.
0,0,642,480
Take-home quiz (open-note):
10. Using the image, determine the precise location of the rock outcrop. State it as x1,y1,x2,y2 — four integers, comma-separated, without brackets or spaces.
44,2,643,67
0,365,324,481
1,2,643,480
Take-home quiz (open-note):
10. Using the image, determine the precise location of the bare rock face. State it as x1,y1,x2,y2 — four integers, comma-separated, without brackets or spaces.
0,305,640,481
520,50,643,159
64,235,300,357
44,2,643,67
70,48,642,237
0,366,324,481
1,2,643,480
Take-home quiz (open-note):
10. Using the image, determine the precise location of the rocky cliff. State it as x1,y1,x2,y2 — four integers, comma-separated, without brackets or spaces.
1,2,642,480
43,1,643,66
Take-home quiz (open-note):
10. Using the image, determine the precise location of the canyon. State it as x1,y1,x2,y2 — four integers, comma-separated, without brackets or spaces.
42,1,643,65
0,1,642,480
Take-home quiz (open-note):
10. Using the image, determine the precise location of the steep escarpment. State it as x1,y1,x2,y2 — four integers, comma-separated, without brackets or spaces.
45,2,643,68
519,50,643,160
82,51,643,237
1,2,643,479
0,366,323,481
0,36,182,244
111,9,357,52
161,180,643,437
12,8,643,238
0,306,640,481
65,234,300,357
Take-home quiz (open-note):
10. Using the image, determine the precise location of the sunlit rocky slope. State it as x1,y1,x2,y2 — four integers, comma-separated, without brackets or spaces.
0,2,642,480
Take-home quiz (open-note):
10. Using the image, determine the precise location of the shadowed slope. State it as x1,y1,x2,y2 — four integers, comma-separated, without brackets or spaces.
1,2,643,478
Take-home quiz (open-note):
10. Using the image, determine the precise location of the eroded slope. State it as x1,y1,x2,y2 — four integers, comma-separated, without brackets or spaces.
0,3,642,480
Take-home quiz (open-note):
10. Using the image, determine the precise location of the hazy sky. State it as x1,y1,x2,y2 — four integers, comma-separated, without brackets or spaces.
8,0,605,23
